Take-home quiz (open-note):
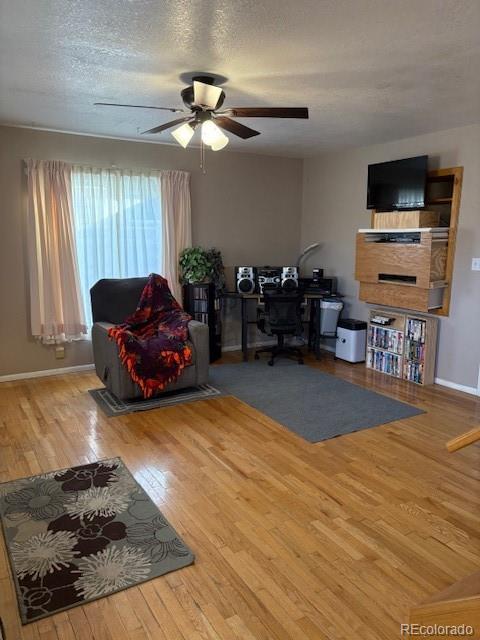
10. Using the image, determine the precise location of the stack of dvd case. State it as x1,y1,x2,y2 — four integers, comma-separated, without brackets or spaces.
367,326,404,354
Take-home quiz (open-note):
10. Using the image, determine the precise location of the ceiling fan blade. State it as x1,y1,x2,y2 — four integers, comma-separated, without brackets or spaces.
142,116,194,135
223,107,309,119
94,102,184,113
214,116,260,139
193,81,223,110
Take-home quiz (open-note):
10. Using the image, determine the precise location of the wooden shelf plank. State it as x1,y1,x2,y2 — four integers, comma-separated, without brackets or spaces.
426,197,452,205
358,227,447,233
426,173,455,183
367,345,403,356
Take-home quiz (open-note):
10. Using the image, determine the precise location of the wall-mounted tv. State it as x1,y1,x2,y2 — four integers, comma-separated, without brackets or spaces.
367,155,428,210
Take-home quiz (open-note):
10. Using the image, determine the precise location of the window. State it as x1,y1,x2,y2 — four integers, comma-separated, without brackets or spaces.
71,167,162,326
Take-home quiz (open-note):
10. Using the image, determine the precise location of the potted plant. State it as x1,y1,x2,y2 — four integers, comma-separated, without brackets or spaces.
179,247,225,292
206,247,226,292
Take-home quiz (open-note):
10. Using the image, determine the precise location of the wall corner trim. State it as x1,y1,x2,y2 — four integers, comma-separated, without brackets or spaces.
0,363,95,383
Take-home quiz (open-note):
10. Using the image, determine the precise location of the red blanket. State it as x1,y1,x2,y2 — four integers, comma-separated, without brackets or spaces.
108,274,192,398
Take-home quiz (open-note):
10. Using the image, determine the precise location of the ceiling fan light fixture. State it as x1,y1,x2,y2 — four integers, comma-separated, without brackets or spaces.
193,80,223,109
171,122,195,148
201,120,229,150
210,135,229,151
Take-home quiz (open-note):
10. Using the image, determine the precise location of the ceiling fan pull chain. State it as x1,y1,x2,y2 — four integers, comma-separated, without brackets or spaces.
200,138,207,174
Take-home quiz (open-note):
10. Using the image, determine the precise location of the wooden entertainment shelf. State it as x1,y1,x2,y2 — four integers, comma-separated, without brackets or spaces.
355,166,463,315
367,308,438,385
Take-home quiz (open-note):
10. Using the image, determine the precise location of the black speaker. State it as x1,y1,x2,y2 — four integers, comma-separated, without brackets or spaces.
281,266,298,291
235,266,256,294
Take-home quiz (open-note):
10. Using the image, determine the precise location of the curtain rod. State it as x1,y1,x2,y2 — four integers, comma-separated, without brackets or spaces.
23,159,189,175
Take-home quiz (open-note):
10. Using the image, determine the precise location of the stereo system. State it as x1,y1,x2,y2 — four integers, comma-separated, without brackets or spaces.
236,266,300,294
257,266,282,294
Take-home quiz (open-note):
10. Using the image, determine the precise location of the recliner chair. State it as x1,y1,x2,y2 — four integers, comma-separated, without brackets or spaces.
90,277,209,400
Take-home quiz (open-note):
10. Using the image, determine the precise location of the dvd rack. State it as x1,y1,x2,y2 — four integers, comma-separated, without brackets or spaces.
367,310,405,379
404,318,427,384
182,283,222,362
367,349,402,377
366,308,438,385
368,325,404,355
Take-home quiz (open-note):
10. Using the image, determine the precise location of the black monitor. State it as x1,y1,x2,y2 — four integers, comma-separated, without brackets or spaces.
367,155,428,210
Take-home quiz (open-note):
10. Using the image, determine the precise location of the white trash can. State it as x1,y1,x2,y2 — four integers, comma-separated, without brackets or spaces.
319,298,344,335
335,319,367,363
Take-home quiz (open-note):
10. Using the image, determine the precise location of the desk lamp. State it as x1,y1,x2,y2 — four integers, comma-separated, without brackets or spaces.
296,242,321,272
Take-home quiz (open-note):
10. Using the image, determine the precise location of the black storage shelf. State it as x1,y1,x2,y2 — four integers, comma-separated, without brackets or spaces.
182,283,222,363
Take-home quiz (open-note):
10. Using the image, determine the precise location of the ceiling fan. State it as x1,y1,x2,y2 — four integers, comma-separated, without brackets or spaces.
95,74,309,152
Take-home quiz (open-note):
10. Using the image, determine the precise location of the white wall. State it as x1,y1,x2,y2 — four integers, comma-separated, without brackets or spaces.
301,123,480,391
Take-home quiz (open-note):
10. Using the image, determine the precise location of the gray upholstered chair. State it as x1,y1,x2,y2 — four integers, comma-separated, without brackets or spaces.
90,277,209,400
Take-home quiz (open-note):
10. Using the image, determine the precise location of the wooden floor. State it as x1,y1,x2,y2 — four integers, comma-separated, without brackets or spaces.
0,351,479,639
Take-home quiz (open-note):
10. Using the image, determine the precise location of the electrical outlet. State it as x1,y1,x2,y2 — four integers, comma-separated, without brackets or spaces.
472,258,480,271
55,346,65,359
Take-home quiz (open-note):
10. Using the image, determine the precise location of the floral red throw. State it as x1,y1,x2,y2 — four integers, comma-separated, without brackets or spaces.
108,274,192,398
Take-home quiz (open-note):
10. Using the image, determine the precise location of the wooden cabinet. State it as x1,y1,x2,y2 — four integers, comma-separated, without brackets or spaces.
355,229,448,289
355,167,462,315
359,281,445,312
366,308,438,385
426,167,463,316
372,210,440,229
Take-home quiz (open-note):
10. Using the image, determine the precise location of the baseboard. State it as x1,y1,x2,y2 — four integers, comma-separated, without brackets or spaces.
435,377,479,397
3,358,477,399
0,363,95,383
222,339,276,353
320,343,336,353
222,340,335,354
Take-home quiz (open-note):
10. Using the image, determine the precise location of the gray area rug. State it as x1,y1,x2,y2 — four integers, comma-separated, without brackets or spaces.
89,384,221,416
210,361,424,442
0,457,194,624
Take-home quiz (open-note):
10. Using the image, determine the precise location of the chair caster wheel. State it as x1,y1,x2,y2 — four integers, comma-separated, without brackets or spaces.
268,360,274,366
254,353,259,360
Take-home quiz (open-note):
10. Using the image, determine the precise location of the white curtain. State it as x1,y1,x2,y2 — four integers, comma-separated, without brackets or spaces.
26,159,87,343
71,167,163,326
161,170,192,303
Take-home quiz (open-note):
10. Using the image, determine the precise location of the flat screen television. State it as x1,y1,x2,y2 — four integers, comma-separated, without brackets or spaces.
367,155,428,210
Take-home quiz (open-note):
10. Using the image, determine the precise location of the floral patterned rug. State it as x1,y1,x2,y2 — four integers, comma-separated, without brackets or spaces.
0,458,194,624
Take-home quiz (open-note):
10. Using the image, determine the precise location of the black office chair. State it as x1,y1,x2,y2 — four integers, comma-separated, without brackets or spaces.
255,289,304,366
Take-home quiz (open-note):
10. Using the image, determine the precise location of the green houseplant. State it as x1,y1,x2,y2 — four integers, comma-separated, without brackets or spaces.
179,247,225,292
206,247,226,292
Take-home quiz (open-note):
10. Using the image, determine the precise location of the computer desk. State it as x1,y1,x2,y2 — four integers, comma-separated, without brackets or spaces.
221,292,342,361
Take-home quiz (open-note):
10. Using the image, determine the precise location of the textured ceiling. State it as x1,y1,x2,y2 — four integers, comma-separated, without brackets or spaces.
0,0,479,157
